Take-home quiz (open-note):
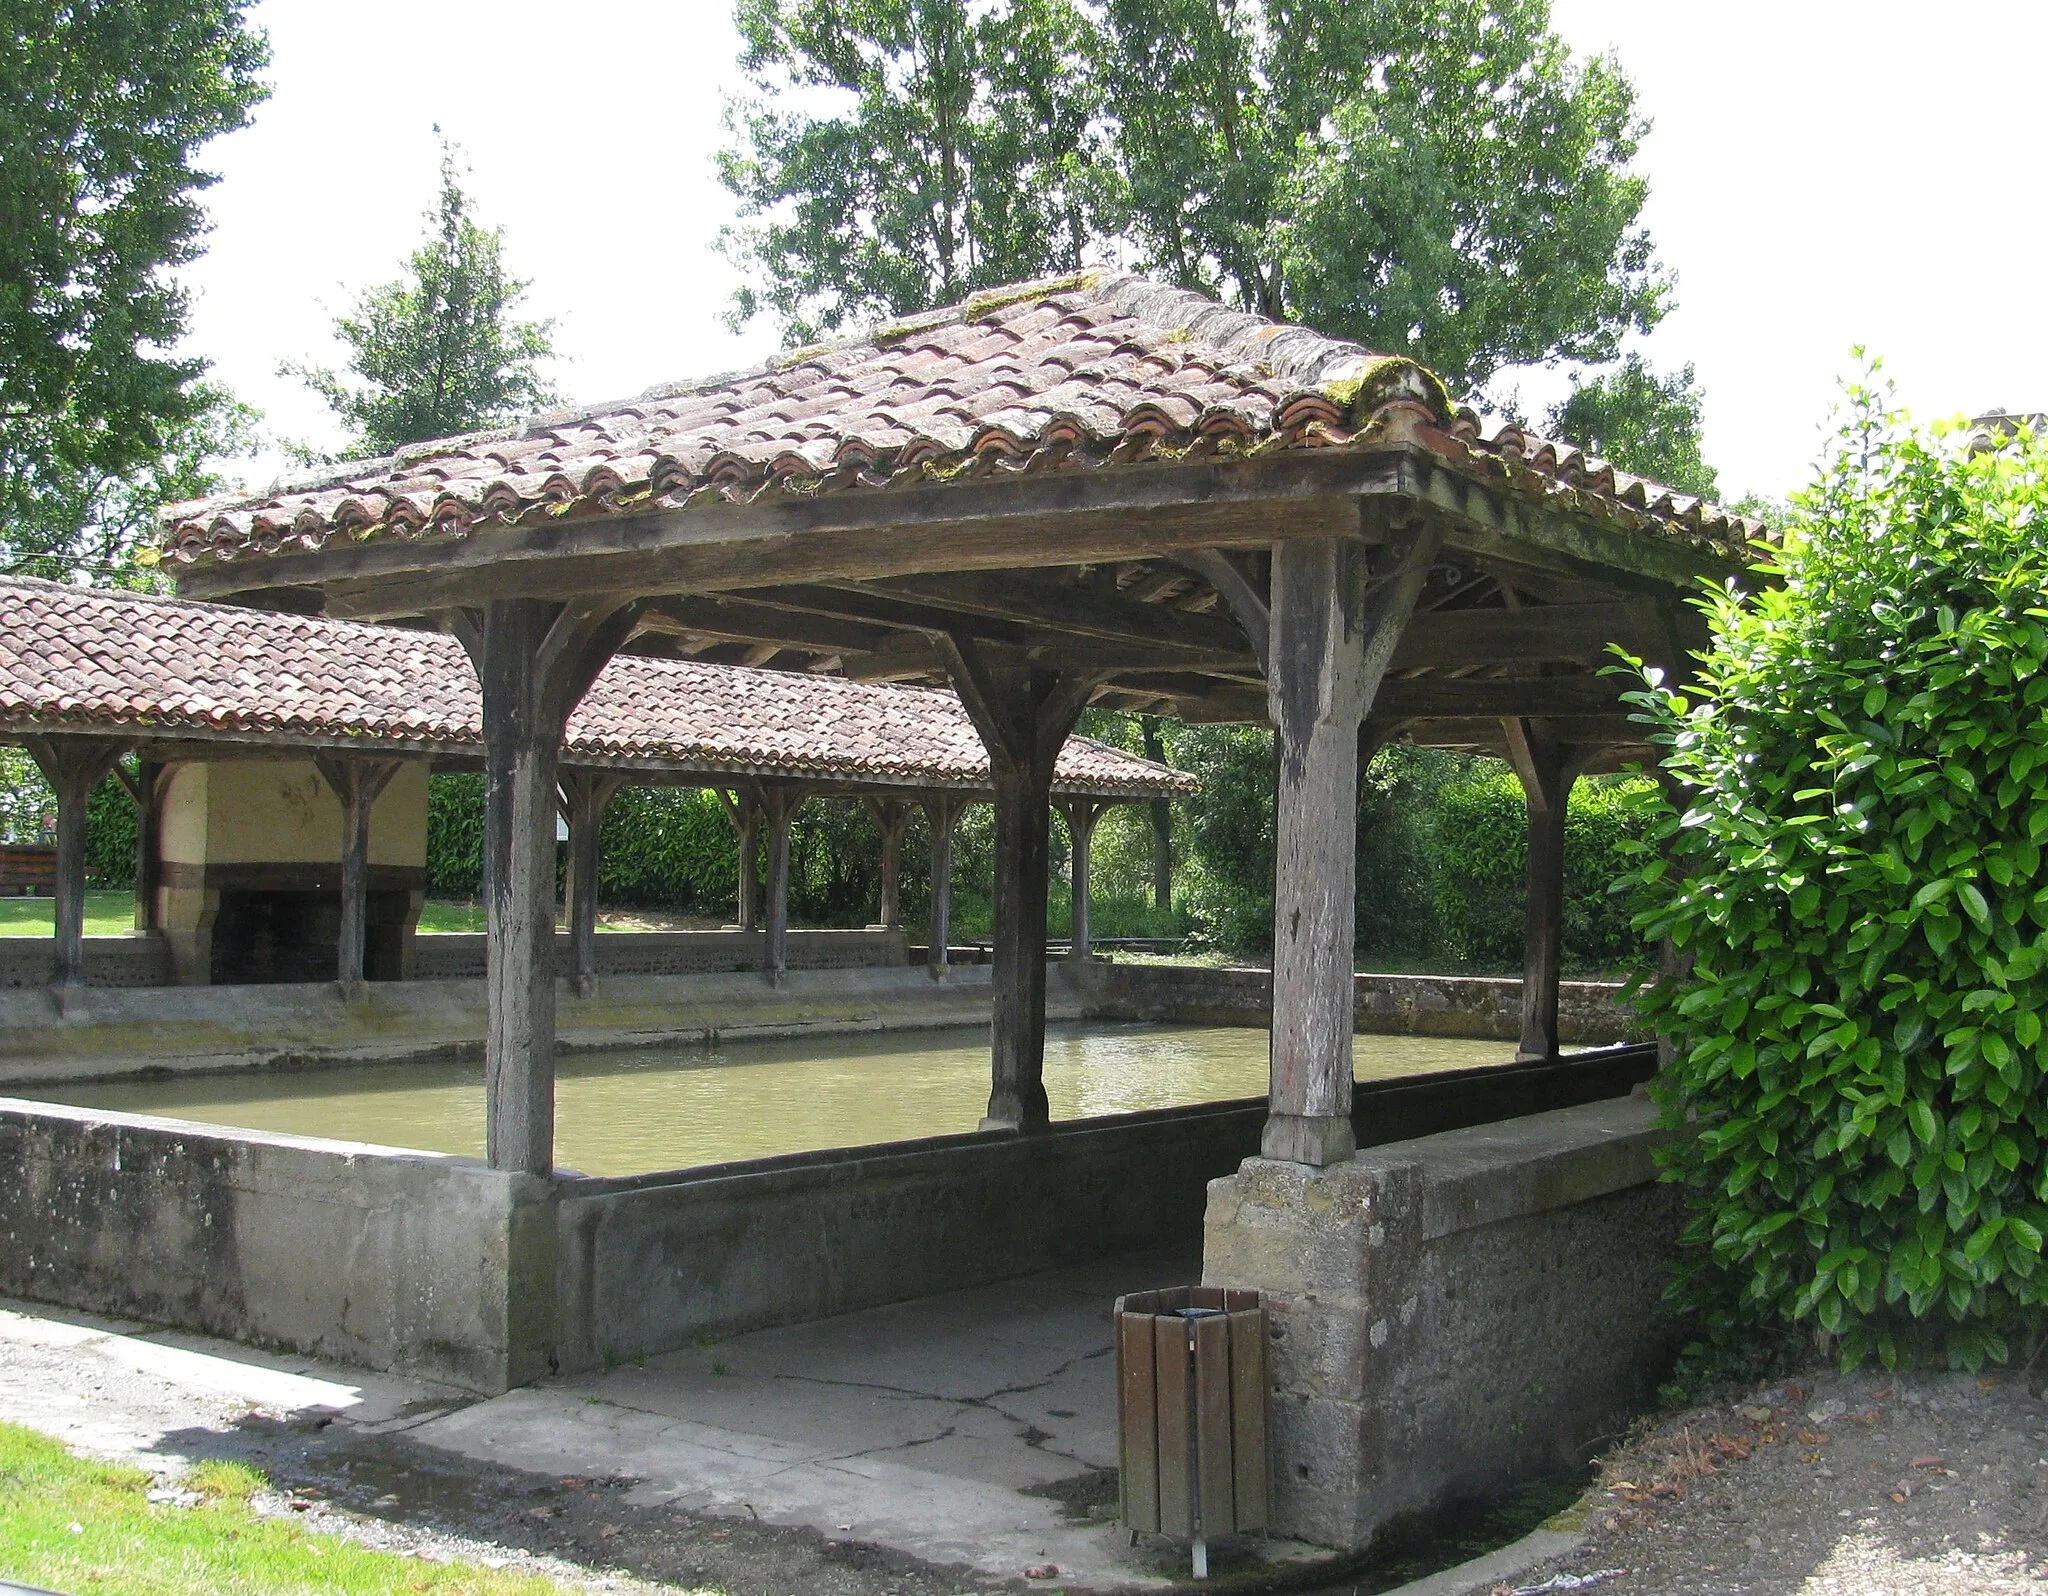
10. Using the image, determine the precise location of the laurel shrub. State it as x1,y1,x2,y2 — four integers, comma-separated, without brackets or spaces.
1623,388,2048,1370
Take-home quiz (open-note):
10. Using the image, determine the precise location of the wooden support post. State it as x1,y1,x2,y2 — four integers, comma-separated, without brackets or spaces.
23,737,130,990
1503,719,1588,1063
758,784,805,980
312,754,405,989
1140,715,1173,911
447,596,640,1175
864,795,914,929
559,769,626,998
1055,797,1112,961
110,758,168,932
1261,527,1440,1166
923,791,967,974
937,636,1100,1132
713,786,763,931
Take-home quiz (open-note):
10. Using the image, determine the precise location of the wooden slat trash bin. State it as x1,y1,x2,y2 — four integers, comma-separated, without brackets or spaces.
1115,1286,1267,1575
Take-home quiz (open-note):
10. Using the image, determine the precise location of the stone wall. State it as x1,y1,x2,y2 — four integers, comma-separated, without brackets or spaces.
1203,1095,1681,1551
1073,959,1641,1045
0,933,172,990
410,927,908,981
0,1098,552,1393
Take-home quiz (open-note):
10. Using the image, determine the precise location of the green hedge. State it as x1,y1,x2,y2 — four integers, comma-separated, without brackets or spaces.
1426,769,1653,970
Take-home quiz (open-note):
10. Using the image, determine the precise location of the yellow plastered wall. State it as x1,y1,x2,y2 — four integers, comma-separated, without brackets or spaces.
159,759,429,868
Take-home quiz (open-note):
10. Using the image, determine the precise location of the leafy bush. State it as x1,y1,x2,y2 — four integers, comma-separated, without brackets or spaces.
1624,389,2048,1371
1428,767,1652,971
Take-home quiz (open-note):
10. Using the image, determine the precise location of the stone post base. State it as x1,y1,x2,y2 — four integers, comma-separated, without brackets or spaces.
1202,1094,1682,1551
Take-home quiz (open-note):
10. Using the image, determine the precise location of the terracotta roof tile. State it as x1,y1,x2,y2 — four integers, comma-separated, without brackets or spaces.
0,577,1193,798
161,275,1764,569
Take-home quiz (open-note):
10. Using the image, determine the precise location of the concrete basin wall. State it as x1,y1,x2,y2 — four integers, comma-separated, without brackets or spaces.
1070,959,1641,1045
0,1047,1656,1392
1204,1094,1681,1551
0,1098,553,1393
548,1045,1656,1372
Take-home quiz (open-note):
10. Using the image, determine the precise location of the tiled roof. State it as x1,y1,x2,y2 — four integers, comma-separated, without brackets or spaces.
0,578,1195,797
161,275,1762,570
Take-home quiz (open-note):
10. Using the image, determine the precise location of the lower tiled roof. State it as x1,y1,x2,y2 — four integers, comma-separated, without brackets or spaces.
0,578,1194,797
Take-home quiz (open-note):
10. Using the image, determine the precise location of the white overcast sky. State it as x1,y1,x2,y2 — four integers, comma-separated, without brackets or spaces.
180,0,2048,505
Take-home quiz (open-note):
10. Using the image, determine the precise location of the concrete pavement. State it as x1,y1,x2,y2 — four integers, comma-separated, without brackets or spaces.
0,1251,1334,1590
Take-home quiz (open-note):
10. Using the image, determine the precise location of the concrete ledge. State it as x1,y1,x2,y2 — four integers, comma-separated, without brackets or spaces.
1204,1094,1680,1552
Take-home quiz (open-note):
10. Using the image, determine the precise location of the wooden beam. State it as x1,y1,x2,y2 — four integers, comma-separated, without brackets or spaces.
856,569,1254,658
1389,603,1643,669
311,753,405,989
180,455,1395,611
633,593,894,657
1370,675,1629,718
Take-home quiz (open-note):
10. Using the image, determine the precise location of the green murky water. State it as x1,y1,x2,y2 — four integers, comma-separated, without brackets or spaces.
36,1024,1510,1178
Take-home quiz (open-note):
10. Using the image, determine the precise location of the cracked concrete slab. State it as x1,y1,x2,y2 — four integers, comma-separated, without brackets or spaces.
407,1247,1310,1587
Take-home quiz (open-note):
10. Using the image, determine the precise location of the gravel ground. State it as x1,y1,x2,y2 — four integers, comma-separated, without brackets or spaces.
1510,1360,2048,1596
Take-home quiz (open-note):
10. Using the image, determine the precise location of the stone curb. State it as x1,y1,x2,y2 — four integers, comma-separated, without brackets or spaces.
1377,1526,1585,1596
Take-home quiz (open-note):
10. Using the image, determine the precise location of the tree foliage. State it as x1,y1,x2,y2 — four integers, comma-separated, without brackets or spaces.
0,0,267,576
721,0,1665,392
719,0,1106,343
1623,386,2048,1371
1546,354,1718,502
287,140,556,459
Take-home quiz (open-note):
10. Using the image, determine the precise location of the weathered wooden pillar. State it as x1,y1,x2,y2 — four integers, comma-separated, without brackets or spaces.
758,784,805,980
312,753,406,989
23,737,130,990
1055,796,1111,960
864,795,914,929
559,769,626,998
110,757,168,932
923,791,967,973
1504,720,1586,1063
1261,528,1440,1166
938,638,1099,1132
713,787,763,931
447,597,640,1175
1140,715,1173,911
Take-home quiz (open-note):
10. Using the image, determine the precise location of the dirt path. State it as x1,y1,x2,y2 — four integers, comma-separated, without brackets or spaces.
1513,1361,2048,1595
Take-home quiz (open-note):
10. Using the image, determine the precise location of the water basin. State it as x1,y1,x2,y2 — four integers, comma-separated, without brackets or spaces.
37,1022,1511,1177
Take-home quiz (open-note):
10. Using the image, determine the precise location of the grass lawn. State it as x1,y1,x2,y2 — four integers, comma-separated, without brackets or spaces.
0,1422,607,1595
0,889,134,938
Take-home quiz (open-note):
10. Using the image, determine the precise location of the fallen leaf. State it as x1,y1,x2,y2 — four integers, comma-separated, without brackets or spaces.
1797,1429,1830,1447
1911,1456,1946,1470
1024,1564,1061,1580
1888,1491,1907,1505
559,1477,586,1489
598,1525,621,1540
1871,1385,1896,1400
1979,1376,2002,1390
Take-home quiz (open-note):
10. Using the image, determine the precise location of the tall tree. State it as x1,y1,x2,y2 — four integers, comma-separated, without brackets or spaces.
1094,0,1665,391
0,0,268,576
719,0,1109,342
722,0,1666,392
287,139,556,458
1545,354,1718,501
4,385,258,585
